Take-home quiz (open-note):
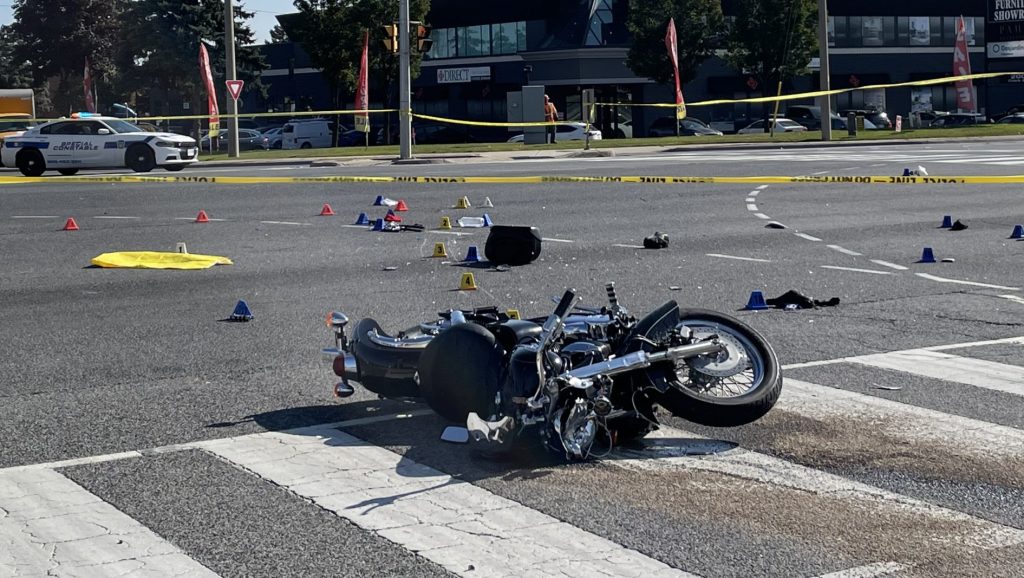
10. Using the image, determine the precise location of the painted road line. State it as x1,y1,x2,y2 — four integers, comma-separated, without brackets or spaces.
754,213,771,220
706,253,772,263
814,562,911,578
259,220,312,226
756,185,769,190
746,203,758,211
820,265,892,275
782,336,1024,370
870,259,909,271
542,237,575,243
914,273,1020,291
795,232,822,242
10,215,60,219
812,170,830,175
201,428,695,578
1,410,434,474
0,469,220,577
93,216,141,220
999,294,1024,306
826,245,862,256
745,197,755,203
749,191,760,197
613,244,646,249
174,217,228,222
850,349,1024,397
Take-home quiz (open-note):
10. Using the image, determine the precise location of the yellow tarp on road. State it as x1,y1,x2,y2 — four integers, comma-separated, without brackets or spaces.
90,251,233,270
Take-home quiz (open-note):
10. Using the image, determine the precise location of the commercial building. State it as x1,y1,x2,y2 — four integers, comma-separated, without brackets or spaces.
258,1,1022,137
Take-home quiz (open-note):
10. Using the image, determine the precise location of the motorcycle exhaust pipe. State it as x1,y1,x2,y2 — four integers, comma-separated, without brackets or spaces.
564,340,724,380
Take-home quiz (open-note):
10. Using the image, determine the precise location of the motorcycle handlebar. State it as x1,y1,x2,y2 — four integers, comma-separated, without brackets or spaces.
553,289,576,319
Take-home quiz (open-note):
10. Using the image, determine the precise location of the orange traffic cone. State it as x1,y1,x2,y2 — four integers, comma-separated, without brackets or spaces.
320,203,335,216
395,199,409,212
195,210,210,223
62,217,79,231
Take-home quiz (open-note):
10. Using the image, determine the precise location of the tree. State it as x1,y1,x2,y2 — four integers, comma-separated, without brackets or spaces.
0,25,33,90
267,24,289,44
11,0,126,114
118,0,267,125
290,0,430,144
724,0,818,125
625,0,724,86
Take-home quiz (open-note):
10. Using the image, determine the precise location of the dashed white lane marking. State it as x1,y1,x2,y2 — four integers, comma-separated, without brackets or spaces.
999,294,1024,306
746,203,758,211
174,217,227,222
754,213,771,219
542,237,574,243
749,191,760,197
613,243,646,249
820,265,893,275
851,349,1024,397
428,230,475,236
811,170,830,175
706,253,772,263
10,215,59,219
870,259,909,271
0,469,221,577
1,410,435,474
341,224,372,229
259,220,312,226
93,216,140,220
745,197,756,202
201,428,695,578
813,562,910,578
795,232,822,242
756,185,769,190
826,244,862,256
914,273,1020,291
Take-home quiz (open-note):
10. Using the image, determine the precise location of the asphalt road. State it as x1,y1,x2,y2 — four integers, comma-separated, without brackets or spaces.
2,140,1024,577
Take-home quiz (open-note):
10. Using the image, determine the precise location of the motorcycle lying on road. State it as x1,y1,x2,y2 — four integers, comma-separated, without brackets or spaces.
323,284,782,460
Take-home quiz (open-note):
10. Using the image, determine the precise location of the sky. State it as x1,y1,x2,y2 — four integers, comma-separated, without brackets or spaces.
0,1,285,44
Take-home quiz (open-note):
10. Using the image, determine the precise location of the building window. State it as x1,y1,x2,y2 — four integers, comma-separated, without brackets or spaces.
427,22,525,60
585,0,614,46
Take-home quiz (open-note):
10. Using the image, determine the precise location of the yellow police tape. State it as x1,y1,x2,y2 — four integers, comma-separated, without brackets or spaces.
23,72,1020,126
3,175,1024,185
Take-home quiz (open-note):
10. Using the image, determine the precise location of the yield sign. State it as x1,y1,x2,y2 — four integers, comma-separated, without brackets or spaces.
226,79,245,101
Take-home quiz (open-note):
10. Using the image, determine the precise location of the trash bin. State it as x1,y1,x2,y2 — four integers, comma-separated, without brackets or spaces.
847,112,857,136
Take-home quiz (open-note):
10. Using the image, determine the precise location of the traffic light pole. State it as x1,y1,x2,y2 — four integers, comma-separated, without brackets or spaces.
818,0,832,141
224,0,240,158
399,0,412,160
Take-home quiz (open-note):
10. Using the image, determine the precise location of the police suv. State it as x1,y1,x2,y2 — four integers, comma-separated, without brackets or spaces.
1,114,198,176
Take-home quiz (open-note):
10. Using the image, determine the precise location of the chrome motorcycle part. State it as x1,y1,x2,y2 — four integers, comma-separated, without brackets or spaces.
367,328,434,349
593,395,613,417
676,321,761,397
334,382,355,398
560,341,610,368
559,398,597,459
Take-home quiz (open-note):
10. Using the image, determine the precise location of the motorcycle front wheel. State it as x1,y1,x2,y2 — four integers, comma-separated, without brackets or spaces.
653,309,782,428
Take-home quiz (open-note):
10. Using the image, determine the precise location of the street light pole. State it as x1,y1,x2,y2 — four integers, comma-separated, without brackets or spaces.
398,0,412,160
818,0,832,141
224,0,240,157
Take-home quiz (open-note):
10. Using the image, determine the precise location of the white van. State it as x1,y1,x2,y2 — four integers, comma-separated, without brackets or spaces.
281,119,334,149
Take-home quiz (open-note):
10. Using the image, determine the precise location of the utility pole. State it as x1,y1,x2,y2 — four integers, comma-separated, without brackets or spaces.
817,0,832,141
224,0,240,157
399,0,412,160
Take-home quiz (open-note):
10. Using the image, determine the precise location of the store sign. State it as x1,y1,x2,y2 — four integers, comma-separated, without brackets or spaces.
988,39,1024,58
988,0,1024,58
436,67,491,84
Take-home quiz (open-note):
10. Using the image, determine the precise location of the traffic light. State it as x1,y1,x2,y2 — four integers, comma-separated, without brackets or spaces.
415,25,433,53
383,24,398,54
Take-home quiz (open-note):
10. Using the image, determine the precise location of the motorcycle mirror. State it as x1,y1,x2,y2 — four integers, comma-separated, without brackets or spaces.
440,426,470,444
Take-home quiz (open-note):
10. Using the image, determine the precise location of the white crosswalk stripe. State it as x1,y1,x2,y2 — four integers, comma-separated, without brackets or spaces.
3,336,1024,577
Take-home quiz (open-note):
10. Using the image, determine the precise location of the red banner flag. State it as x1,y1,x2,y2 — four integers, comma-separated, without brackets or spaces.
83,57,96,113
953,15,977,113
199,44,220,136
355,30,370,133
664,17,686,119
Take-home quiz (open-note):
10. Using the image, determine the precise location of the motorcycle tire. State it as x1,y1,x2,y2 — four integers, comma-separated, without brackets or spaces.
653,309,782,428
418,323,504,423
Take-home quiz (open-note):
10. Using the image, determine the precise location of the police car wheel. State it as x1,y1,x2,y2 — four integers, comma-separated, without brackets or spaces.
164,165,185,172
126,145,156,173
57,169,79,176
16,149,46,177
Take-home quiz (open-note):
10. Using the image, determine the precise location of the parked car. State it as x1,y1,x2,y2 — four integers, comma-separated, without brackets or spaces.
647,116,723,137
413,123,478,145
915,110,949,127
832,114,879,130
930,113,989,127
262,127,284,149
997,113,1024,124
994,104,1024,121
506,122,602,143
200,128,269,151
282,119,335,149
736,118,809,134
839,109,892,129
